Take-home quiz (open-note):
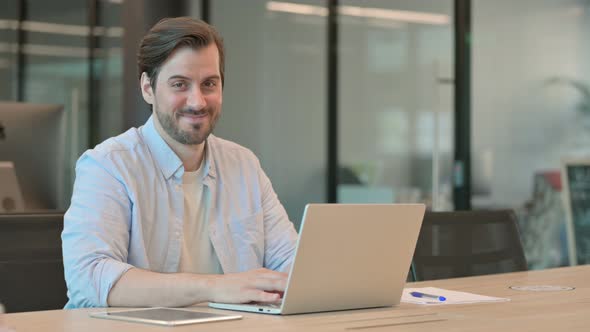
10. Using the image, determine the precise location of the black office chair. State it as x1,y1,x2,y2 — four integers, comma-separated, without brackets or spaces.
411,209,527,281
0,212,68,312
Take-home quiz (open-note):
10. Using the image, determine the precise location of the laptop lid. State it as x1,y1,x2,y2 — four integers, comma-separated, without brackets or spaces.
279,203,425,314
210,203,425,315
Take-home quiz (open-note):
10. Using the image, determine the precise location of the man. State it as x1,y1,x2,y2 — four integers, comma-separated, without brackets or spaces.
62,17,298,308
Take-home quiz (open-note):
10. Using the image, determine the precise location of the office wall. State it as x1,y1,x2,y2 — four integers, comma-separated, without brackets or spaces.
472,0,590,207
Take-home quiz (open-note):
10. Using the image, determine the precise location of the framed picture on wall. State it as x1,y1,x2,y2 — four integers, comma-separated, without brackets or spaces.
561,158,590,266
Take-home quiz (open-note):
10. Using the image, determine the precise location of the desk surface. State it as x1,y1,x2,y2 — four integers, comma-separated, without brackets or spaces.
3,265,589,331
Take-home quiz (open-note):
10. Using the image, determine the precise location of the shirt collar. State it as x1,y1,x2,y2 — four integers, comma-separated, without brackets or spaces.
202,136,216,180
140,115,216,181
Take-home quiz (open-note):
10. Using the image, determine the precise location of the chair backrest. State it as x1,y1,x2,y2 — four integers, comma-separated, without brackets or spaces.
411,209,527,281
0,212,68,312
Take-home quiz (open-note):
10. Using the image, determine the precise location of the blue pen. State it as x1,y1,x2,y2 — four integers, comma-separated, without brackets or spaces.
410,291,446,301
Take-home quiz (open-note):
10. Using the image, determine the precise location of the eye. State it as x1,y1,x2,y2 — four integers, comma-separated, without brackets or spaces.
171,81,187,89
203,80,217,89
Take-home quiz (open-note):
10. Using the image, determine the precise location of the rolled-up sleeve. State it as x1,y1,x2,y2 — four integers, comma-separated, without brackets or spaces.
62,152,134,308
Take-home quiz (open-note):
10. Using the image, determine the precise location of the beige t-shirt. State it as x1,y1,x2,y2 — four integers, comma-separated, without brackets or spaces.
178,163,223,274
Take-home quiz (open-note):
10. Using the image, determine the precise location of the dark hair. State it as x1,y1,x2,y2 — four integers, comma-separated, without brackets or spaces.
137,17,225,90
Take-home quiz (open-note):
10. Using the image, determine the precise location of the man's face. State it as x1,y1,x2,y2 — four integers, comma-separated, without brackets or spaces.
141,44,222,146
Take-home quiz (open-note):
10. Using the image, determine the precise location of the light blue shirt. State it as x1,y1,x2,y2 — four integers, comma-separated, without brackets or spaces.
62,116,298,308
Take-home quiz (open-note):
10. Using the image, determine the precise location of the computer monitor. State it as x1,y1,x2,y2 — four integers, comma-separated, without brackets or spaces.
0,161,25,212
0,102,66,211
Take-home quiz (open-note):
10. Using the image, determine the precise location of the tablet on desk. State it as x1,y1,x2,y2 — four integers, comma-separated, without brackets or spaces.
89,307,242,326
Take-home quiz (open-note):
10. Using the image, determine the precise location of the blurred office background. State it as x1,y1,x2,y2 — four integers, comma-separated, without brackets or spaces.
1,0,589,270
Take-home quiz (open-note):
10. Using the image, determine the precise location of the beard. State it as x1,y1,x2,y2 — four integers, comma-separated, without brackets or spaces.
155,106,219,145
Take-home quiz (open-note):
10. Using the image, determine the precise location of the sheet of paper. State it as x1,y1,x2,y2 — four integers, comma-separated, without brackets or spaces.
402,287,510,305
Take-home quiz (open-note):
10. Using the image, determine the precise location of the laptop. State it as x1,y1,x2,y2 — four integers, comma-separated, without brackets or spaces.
209,203,425,315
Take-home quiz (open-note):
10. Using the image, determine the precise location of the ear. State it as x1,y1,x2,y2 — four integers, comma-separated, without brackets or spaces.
140,72,155,105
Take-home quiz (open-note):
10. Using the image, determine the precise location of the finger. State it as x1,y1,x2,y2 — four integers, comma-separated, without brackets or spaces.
225,269,287,281
254,269,288,280
251,277,287,292
244,289,281,303
266,290,285,298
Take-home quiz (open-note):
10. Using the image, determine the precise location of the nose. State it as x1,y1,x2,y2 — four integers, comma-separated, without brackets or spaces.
186,86,206,110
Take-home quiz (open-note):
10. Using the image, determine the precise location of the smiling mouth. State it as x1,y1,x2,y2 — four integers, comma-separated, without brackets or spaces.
178,111,208,118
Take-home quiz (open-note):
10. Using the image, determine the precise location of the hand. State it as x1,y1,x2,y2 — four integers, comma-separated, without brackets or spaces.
207,268,288,304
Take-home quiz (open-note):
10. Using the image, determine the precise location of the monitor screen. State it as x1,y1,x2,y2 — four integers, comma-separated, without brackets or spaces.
0,102,65,211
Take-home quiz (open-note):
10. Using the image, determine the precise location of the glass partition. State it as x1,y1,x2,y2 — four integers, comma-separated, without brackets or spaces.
0,0,125,213
95,0,124,142
472,0,590,269
0,0,19,101
337,0,454,210
22,0,90,210
210,0,328,228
